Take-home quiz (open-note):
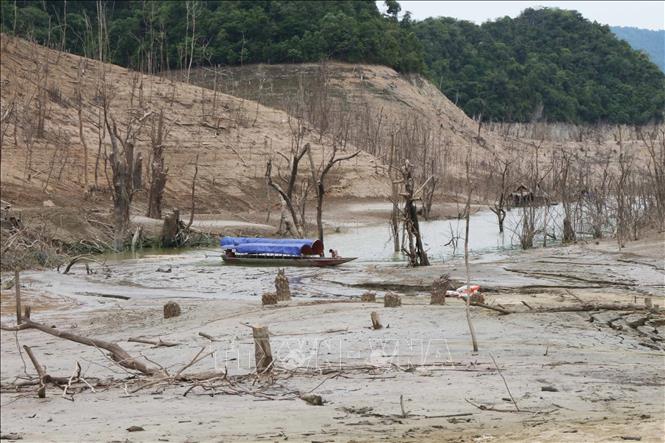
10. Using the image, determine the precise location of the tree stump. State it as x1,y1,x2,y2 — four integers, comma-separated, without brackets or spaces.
262,292,278,305
163,301,181,319
275,269,291,301
430,293,446,305
252,325,273,373
430,274,450,305
469,292,485,304
371,311,382,329
361,291,376,302
384,292,401,308
161,208,183,248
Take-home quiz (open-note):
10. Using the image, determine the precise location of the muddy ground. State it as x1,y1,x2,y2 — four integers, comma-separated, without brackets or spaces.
1,224,663,442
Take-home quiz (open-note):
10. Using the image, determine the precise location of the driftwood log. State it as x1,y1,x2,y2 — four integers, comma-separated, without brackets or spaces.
3,315,157,375
473,302,657,315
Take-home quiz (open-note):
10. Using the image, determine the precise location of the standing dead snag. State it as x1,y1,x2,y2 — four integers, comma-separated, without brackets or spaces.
489,158,511,233
464,150,479,352
400,160,429,266
104,110,148,248
306,141,360,243
14,269,21,325
185,153,199,229
252,325,273,373
147,110,169,219
265,142,310,237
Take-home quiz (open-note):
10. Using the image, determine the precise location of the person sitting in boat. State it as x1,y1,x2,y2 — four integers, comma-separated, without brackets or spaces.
329,248,339,258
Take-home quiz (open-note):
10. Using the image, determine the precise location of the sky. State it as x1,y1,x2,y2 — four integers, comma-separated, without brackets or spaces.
377,1,665,31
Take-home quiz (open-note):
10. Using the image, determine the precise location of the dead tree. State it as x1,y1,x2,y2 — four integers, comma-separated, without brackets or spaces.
558,151,576,244
400,160,429,266
104,110,146,248
265,142,310,237
307,141,360,243
463,151,479,352
185,154,199,229
147,110,168,219
76,60,89,193
638,127,665,229
388,132,400,252
419,160,440,220
489,158,511,233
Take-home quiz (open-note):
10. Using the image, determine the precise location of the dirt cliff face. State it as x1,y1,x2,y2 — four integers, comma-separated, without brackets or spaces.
0,36,390,218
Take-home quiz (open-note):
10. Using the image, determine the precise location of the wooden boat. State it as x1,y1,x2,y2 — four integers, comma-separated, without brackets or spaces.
220,236,356,267
222,253,356,267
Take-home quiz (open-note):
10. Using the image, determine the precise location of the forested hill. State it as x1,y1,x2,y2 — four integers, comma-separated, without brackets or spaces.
2,1,663,125
413,8,665,124
611,26,665,72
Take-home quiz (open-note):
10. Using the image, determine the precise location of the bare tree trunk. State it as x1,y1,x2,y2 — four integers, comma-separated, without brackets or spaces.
14,270,21,325
104,110,145,248
307,143,360,243
147,111,168,218
401,160,429,266
186,154,199,229
464,153,478,352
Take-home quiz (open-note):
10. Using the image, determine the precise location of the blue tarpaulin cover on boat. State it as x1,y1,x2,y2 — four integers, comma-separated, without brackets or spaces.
220,236,324,256
234,243,306,256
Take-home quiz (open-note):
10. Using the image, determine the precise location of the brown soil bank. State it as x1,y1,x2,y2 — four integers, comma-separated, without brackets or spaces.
0,35,389,215
0,35,390,265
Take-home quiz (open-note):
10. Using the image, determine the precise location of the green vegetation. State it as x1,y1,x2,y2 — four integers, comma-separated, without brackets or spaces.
611,26,665,73
0,0,423,73
414,8,665,124
2,1,663,124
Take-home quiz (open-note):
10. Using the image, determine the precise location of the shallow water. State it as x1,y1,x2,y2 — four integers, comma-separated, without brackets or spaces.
327,205,565,263
12,207,566,307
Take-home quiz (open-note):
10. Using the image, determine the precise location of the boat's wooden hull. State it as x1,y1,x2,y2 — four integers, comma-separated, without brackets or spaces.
222,255,356,267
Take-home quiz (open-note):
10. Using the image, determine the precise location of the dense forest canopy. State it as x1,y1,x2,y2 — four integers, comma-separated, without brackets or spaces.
413,9,665,124
611,26,665,73
2,1,663,124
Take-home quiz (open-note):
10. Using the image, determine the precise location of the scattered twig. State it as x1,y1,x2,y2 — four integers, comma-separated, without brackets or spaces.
489,353,519,412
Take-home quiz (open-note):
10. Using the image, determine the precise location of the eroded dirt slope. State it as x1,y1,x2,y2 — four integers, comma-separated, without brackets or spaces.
0,36,389,217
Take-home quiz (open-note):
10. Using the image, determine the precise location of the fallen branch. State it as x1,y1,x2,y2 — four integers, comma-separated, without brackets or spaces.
198,332,217,342
472,303,654,315
489,353,519,412
6,312,157,376
128,337,179,348
63,255,109,275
